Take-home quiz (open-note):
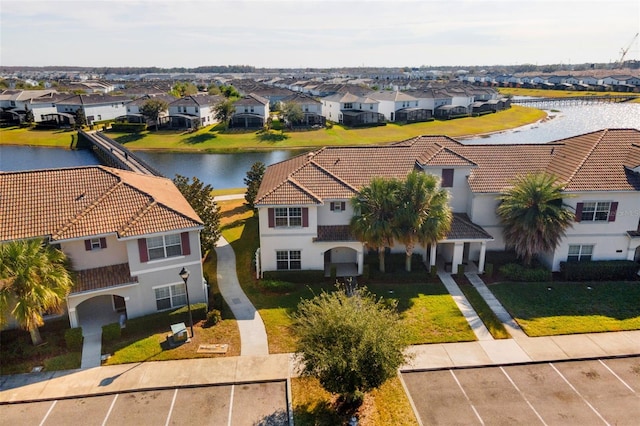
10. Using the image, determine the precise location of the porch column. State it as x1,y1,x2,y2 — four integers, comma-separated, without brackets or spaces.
68,307,78,328
452,242,464,273
430,244,437,268
357,250,363,275
478,241,487,274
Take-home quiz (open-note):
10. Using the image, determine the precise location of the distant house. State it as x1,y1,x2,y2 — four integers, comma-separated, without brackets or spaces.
321,92,384,126
367,91,432,122
123,93,176,125
255,129,640,277
0,89,58,125
167,94,224,130
229,93,270,129
55,94,132,125
279,93,325,127
0,166,206,330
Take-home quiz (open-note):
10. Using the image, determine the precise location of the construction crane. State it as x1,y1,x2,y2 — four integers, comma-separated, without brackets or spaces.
617,32,639,68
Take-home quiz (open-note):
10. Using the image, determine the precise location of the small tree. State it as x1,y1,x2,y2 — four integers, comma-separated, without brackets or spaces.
244,161,265,210
172,175,221,255
220,84,240,99
281,101,304,127
74,108,86,129
24,108,34,125
140,99,169,130
292,286,410,407
170,81,198,98
214,99,235,129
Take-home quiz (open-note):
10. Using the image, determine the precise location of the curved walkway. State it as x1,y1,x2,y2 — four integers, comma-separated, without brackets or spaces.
214,235,269,356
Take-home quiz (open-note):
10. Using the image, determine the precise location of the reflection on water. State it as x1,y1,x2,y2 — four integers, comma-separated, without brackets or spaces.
2,103,639,188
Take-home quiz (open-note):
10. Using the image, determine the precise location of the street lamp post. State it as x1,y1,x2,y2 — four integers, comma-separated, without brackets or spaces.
179,267,194,338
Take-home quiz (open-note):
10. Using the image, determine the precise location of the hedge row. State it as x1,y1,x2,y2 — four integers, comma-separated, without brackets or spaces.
110,122,146,133
64,327,83,351
262,270,326,283
123,303,207,335
499,263,552,282
559,260,638,281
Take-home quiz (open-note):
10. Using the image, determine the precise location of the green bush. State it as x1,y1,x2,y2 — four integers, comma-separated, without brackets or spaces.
64,327,83,351
499,263,551,282
124,303,207,335
205,309,222,326
362,264,370,280
560,260,638,281
102,323,121,343
484,263,494,278
485,251,520,268
262,270,326,283
170,303,207,322
260,279,296,293
456,264,465,276
110,123,146,133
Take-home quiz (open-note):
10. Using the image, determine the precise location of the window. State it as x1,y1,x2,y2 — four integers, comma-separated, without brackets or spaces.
154,283,187,310
147,234,183,260
275,207,302,227
580,201,612,222
276,250,301,270
441,169,454,187
85,237,106,251
343,103,353,109
330,201,346,212
567,245,593,262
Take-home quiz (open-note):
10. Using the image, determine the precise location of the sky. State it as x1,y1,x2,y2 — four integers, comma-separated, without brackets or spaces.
1,0,639,69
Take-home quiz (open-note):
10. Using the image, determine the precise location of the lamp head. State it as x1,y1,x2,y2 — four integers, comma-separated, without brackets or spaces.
179,267,190,281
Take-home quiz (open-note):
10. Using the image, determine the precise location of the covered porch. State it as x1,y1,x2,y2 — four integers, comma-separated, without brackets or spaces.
315,225,363,278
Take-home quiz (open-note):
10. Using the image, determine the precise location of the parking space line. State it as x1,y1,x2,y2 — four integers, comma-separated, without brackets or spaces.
227,384,235,426
165,389,179,426
449,370,484,425
499,367,548,426
599,359,637,394
101,394,118,426
38,400,57,426
549,363,611,426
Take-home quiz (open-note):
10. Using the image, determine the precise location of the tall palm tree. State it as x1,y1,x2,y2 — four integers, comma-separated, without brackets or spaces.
0,239,74,345
395,171,452,272
497,173,575,266
350,177,401,273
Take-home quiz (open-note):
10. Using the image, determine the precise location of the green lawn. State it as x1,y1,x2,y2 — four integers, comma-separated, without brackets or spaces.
489,281,640,336
1,106,545,152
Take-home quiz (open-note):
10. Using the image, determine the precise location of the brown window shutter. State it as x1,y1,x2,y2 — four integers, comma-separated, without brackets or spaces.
330,202,335,211
100,237,107,249
442,169,454,187
608,202,618,222
302,207,309,227
181,232,191,255
84,240,92,251
268,208,275,227
341,202,346,211
575,202,583,222
138,239,148,262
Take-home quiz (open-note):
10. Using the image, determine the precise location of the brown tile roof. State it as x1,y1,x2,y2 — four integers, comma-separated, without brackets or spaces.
256,129,640,204
1,166,202,242
73,263,138,294
446,213,494,240
315,225,357,242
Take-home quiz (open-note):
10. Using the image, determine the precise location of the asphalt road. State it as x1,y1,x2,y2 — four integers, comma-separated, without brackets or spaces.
402,356,640,425
0,381,288,426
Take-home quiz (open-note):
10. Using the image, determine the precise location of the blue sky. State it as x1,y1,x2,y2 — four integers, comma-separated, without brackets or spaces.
1,0,639,68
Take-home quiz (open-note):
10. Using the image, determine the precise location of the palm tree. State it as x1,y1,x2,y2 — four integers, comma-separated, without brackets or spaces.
350,177,401,273
0,239,74,345
395,171,452,272
497,172,575,266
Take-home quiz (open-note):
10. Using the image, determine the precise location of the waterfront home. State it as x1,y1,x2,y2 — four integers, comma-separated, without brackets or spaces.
320,92,384,126
254,129,640,277
0,166,206,329
167,94,224,130
124,93,177,125
229,93,270,129
279,93,325,127
55,94,132,125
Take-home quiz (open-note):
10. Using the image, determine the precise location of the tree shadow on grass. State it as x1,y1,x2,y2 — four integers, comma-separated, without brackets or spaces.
185,133,217,144
114,133,146,144
256,130,289,143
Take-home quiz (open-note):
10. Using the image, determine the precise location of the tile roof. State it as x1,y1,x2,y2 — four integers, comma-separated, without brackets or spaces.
234,93,269,106
73,263,137,294
1,166,202,242
446,213,494,240
315,225,357,242
256,129,640,204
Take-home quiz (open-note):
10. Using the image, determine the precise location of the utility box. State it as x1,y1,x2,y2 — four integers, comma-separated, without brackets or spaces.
169,322,188,346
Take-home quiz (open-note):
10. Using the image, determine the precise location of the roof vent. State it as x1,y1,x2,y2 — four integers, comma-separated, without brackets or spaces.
75,193,85,201
550,147,555,155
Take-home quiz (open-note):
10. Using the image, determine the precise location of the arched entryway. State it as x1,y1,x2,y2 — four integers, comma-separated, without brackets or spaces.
324,247,359,277
75,294,127,335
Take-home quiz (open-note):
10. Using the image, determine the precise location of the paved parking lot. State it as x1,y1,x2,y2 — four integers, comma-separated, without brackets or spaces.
402,356,640,425
0,381,288,426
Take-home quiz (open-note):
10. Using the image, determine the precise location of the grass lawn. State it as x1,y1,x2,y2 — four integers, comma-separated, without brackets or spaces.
454,275,510,339
489,281,640,336
292,376,419,426
218,199,476,354
0,106,545,152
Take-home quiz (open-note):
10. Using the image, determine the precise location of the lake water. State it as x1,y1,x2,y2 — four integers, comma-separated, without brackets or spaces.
2,102,639,188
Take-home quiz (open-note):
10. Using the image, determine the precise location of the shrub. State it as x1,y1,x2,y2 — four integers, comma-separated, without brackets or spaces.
170,303,207,323
102,323,121,343
456,264,465,276
110,123,146,133
560,260,638,281
484,262,494,278
499,263,551,282
64,327,83,351
485,251,520,268
262,270,326,283
205,309,222,326
260,279,296,293
124,303,207,335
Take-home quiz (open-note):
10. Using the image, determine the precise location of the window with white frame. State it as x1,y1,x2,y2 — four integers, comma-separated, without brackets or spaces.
343,103,353,109
154,283,187,310
275,207,302,227
330,201,345,212
147,234,183,260
580,201,612,222
567,244,594,262
276,250,301,270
